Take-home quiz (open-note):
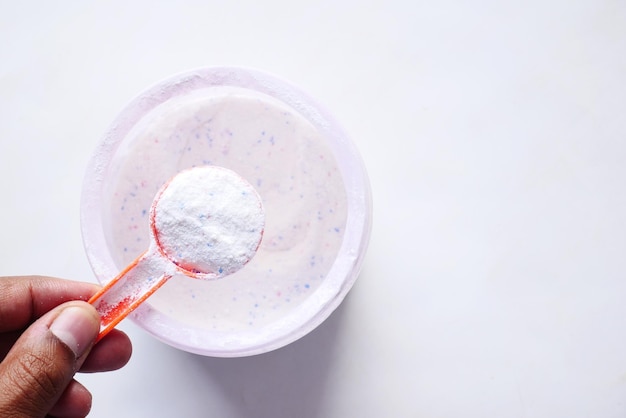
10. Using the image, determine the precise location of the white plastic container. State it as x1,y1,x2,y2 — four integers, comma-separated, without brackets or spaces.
81,67,372,357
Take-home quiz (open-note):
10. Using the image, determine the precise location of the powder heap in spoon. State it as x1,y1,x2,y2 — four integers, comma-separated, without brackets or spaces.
152,166,265,278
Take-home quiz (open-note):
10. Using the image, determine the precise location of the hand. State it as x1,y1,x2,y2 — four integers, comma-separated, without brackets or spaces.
0,276,132,418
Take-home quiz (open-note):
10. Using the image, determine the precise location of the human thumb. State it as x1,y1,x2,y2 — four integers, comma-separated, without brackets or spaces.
0,301,100,417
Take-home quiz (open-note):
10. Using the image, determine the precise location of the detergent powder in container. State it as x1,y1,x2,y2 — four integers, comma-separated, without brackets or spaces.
80,67,372,357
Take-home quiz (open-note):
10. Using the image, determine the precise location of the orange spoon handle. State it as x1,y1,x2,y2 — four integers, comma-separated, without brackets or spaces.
89,248,172,341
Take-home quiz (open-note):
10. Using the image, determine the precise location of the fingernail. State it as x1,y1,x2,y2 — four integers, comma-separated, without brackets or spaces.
50,306,98,358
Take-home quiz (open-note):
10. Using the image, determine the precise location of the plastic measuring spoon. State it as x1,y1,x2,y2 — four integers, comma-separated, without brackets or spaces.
88,166,265,341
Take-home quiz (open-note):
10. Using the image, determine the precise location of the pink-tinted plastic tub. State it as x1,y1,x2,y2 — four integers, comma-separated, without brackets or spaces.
81,67,371,357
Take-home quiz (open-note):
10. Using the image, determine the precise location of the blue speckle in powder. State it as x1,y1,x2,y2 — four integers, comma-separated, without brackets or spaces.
142,209,147,216
218,267,224,274
305,283,310,289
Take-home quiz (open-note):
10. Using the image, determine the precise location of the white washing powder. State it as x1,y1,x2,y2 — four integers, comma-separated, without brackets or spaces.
153,166,264,277
102,86,348,333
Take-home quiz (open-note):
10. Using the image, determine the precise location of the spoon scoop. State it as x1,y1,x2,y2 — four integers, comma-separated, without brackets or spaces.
88,166,265,341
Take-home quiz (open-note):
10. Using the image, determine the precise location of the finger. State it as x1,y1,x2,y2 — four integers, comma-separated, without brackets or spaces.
0,276,99,332
79,329,132,373
48,379,92,418
0,301,99,418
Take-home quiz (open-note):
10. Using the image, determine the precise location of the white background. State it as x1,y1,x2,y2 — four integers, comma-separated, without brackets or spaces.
2,1,626,417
